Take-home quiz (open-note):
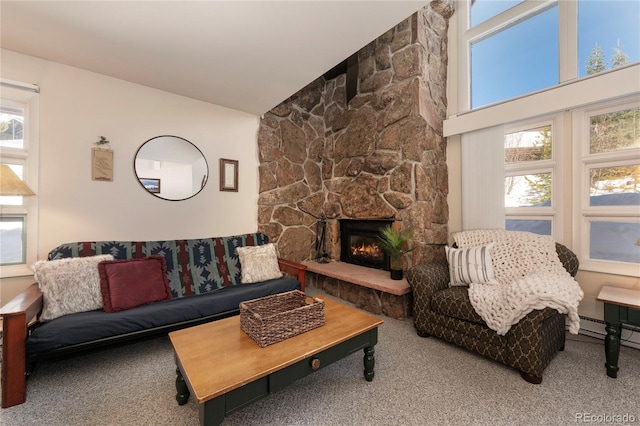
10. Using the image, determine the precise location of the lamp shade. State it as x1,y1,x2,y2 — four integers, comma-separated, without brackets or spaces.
0,164,35,196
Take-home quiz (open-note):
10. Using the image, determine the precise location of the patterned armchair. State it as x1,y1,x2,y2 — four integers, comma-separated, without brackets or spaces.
406,242,579,384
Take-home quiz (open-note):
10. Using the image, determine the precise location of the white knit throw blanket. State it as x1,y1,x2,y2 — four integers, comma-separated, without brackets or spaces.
454,229,584,336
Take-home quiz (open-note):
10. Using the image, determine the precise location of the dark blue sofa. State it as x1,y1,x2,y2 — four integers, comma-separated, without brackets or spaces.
0,232,306,408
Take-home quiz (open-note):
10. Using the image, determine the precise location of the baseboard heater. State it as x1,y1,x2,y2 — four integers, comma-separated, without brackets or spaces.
570,315,640,350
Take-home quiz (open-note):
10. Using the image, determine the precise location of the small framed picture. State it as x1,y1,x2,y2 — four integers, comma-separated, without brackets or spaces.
140,178,161,193
91,148,114,181
220,158,238,192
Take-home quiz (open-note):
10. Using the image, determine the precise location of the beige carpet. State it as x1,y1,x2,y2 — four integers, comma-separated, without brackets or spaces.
1,291,638,425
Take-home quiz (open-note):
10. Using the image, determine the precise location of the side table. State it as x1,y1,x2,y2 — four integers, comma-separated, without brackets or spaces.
596,285,640,378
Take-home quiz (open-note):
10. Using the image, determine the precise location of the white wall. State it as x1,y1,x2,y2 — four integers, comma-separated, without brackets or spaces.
1,49,261,303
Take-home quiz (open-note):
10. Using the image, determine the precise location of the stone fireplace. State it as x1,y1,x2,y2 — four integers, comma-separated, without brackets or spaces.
255,2,454,317
339,219,391,270
257,3,451,262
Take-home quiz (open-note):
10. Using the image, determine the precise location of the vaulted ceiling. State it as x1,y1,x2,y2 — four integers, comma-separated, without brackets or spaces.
1,1,429,115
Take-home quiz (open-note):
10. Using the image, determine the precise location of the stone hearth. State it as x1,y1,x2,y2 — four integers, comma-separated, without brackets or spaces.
303,261,412,320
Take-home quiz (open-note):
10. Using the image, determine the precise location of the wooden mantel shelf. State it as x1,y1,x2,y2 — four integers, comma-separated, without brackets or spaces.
302,261,411,296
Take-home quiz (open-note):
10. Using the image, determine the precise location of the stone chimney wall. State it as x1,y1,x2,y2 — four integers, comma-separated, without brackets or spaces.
257,4,452,268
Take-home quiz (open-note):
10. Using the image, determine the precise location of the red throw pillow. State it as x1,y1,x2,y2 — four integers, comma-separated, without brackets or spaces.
98,255,172,313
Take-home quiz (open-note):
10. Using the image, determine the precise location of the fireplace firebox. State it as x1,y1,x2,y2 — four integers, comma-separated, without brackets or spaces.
339,219,393,270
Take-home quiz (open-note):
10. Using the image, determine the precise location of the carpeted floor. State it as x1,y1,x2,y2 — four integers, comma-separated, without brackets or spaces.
1,291,638,426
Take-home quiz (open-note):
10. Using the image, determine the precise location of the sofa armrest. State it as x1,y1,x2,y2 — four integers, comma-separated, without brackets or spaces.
278,258,307,292
508,307,566,377
406,263,450,336
1,282,43,408
406,263,450,300
556,243,579,277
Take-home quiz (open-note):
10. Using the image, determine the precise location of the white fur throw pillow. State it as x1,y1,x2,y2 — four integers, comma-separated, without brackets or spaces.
445,243,499,286
236,243,282,284
32,254,114,321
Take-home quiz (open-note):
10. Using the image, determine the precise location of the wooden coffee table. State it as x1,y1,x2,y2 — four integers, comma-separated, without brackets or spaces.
169,297,383,426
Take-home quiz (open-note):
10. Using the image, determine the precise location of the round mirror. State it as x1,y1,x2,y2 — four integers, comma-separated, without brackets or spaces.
134,135,208,201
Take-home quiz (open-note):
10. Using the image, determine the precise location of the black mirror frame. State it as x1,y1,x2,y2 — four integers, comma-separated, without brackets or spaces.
133,135,208,201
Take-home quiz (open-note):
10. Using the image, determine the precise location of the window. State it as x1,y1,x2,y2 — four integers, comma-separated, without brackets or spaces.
471,5,558,109
0,85,39,277
450,0,639,278
504,118,561,237
578,1,640,78
0,105,24,146
574,98,640,275
457,0,640,113
0,215,27,265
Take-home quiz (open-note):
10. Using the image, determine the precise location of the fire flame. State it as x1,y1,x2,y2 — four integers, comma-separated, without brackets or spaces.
351,242,383,259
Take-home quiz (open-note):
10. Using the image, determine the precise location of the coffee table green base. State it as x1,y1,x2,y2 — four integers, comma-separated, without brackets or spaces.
175,328,378,426
603,302,640,378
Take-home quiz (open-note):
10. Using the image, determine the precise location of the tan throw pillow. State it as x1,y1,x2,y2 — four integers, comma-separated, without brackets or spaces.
32,254,114,321
236,243,282,284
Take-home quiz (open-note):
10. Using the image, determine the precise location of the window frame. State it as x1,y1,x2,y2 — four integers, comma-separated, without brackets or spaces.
460,0,561,113
504,114,563,239
449,0,640,279
469,2,559,109
445,0,639,137
0,85,39,278
572,96,640,276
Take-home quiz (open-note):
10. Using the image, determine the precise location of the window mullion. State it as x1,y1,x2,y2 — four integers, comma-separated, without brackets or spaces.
505,161,555,174
582,150,640,166
506,206,555,215
467,0,557,43
558,0,577,82
0,147,29,160
583,207,639,217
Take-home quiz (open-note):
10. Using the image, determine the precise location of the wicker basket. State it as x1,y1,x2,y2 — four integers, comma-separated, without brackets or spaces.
240,290,325,347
